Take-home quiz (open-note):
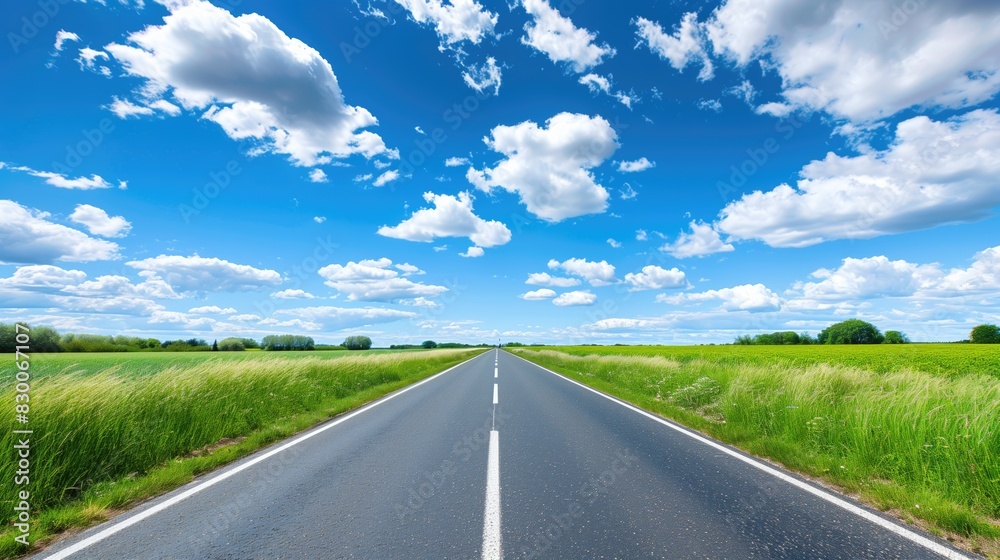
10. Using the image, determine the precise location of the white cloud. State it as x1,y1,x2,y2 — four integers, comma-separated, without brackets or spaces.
635,229,648,241
377,191,511,247
661,221,735,258
313,216,326,224
467,112,618,222
797,256,941,302
272,289,317,300
578,73,610,94
462,57,502,96
394,0,498,46
685,1,1000,121
445,156,470,167
189,305,237,315
634,13,713,81
399,297,440,308
271,305,417,330
553,290,597,306
107,97,181,118
525,272,580,288
53,30,80,52
309,169,328,183
606,238,622,249
460,246,485,258
76,47,111,76
373,169,400,187
0,201,120,264
624,265,688,291
318,258,448,302
519,0,615,73
395,263,424,276
229,314,262,322
548,257,616,287
1,162,120,190
521,288,556,301
618,157,654,173
718,110,1000,248
354,173,373,182
938,246,1000,293
697,98,722,112
104,0,392,166
126,255,282,293
69,204,132,238
660,283,782,313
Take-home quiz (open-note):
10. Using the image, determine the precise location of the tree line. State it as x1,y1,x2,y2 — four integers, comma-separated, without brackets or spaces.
736,319,1000,345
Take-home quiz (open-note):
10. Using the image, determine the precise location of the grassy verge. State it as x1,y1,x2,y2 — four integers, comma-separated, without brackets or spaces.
511,347,1000,558
1,349,484,558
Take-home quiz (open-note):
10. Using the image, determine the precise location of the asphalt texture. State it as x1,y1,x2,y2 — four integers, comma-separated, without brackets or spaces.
33,349,976,560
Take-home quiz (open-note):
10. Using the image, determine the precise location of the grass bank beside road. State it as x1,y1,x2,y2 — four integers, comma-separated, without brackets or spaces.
1,349,484,558
511,346,1000,558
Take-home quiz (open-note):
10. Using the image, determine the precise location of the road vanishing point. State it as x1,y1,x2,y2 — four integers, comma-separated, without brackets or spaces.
34,350,977,559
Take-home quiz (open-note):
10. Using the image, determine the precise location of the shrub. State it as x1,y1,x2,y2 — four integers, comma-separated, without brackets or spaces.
883,330,910,344
817,319,884,344
218,337,246,351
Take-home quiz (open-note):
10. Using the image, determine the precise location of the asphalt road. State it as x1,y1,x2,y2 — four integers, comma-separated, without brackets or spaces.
34,349,976,560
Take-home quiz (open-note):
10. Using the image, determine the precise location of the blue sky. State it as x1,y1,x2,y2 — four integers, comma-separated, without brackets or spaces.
1,0,998,345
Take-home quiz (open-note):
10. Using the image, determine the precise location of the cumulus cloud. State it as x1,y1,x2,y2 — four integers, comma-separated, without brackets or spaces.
373,169,400,187
618,157,654,173
661,221,735,258
104,0,392,166
467,112,618,222
659,283,782,313
521,288,556,301
634,13,713,81
460,246,485,258
0,200,120,264
606,238,622,249
69,204,132,238
53,30,80,52
718,110,1000,248
377,191,511,248
519,0,615,72
308,169,329,183
652,1,1000,122
553,290,597,306
395,0,498,46
624,265,688,291
272,289,317,299
318,257,448,302
126,255,282,293
525,272,580,288
548,257,616,286
189,305,237,315
445,156,470,167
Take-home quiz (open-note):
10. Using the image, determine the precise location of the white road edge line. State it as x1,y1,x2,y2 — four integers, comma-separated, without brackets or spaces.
506,351,975,560
492,383,498,404
481,430,502,560
40,351,492,560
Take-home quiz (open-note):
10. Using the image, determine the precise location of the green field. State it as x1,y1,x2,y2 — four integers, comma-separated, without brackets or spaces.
512,345,1000,558
1,348,484,556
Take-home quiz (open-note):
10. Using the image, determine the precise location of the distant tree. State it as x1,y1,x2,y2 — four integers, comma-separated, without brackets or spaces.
212,339,219,351
970,324,1000,344
30,326,62,352
239,337,260,349
218,337,246,351
342,335,373,350
145,338,161,349
263,334,316,351
818,319,884,345
883,331,910,344
421,340,438,349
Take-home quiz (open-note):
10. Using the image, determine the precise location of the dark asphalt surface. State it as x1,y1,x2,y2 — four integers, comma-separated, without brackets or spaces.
34,349,975,560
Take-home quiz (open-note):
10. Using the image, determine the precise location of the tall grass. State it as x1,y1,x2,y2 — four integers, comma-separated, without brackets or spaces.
513,348,1000,555
0,350,480,530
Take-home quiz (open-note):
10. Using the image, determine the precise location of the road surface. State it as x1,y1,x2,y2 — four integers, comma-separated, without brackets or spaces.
34,349,976,559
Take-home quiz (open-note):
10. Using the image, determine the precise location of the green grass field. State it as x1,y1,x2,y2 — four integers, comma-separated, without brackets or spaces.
511,345,1000,558
0,348,485,557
